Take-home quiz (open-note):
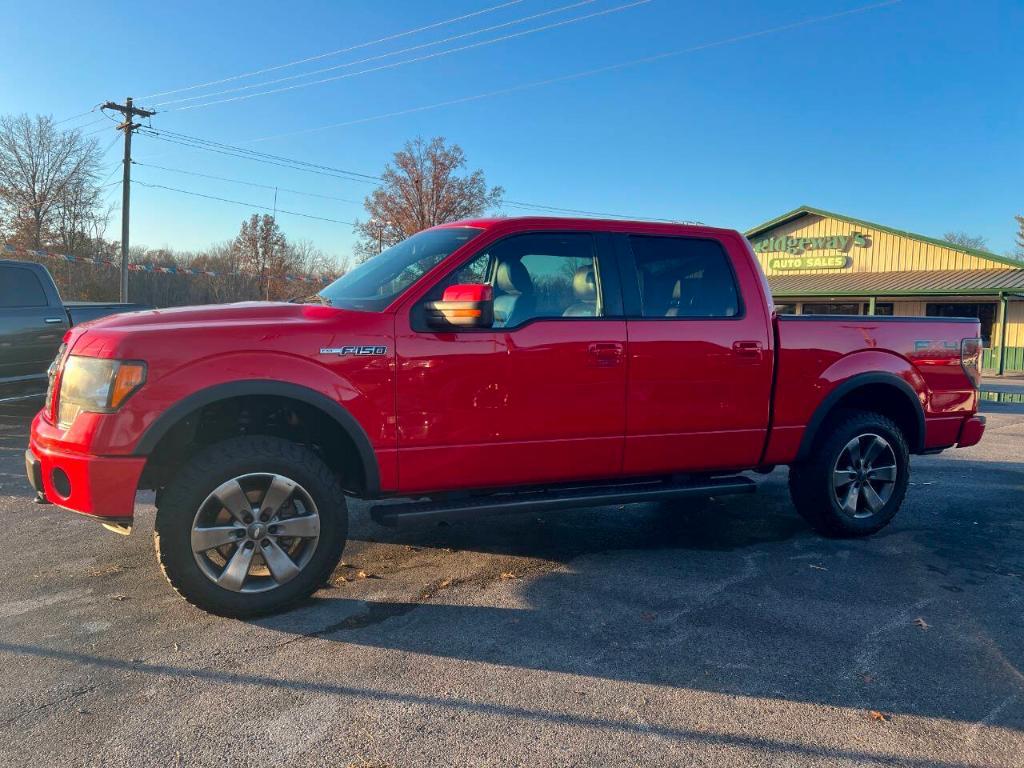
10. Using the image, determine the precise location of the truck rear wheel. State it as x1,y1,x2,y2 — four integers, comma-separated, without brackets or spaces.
154,436,347,617
788,409,909,537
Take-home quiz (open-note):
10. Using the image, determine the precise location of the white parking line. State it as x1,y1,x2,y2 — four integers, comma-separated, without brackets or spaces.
0,392,45,404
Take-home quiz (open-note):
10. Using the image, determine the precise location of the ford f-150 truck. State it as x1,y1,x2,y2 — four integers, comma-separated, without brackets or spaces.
25,218,986,617
1,259,148,393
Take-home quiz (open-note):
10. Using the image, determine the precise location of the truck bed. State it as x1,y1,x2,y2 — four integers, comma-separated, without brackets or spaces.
766,313,981,463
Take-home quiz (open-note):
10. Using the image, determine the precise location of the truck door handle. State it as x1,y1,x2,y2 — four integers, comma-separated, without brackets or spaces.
588,342,623,367
43,317,64,325
732,340,763,359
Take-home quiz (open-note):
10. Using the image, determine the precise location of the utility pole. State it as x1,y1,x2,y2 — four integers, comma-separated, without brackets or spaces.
102,97,155,301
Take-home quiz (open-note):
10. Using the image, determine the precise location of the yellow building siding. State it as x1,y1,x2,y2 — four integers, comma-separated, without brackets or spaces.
993,301,1024,349
892,301,926,316
750,213,1008,278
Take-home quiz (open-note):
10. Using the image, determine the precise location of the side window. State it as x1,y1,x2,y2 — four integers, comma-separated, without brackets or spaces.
0,266,48,308
425,233,604,328
627,236,740,318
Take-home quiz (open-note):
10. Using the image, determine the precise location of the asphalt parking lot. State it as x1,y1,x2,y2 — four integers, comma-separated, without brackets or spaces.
1,396,1022,767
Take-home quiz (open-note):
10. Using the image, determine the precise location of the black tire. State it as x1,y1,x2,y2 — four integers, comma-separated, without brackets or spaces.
154,436,347,617
788,409,910,538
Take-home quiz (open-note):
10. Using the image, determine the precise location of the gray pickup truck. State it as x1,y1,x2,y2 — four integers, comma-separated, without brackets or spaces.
0,260,148,393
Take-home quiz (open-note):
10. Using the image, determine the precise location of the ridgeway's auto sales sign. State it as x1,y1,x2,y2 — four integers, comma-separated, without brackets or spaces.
750,231,870,271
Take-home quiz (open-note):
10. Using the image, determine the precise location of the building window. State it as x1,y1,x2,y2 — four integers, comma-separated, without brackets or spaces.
801,302,862,315
926,303,996,346
775,303,797,314
873,303,894,316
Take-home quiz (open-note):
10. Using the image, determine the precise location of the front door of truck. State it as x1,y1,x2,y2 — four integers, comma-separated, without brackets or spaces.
395,231,627,494
615,232,773,474
0,264,68,383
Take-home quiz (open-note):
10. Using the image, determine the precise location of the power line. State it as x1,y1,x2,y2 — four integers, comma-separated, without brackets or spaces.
168,0,654,111
154,0,597,107
153,128,382,180
141,0,528,100
52,106,101,126
241,0,902,145
140,132,377,183
83,120,119,137
500,200,683,223
138,128,382,184
132,180,357,225
132,161,365,204
139,129,694,222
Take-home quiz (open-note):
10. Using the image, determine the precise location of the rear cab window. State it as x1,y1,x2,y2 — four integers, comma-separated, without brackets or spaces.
625,235,742,318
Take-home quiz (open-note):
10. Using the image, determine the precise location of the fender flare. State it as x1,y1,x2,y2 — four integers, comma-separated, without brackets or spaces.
133,380,381,497
795,372,926,460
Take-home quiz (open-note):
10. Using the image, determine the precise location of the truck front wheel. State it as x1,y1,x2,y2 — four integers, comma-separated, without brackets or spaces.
154,436,347,617
788,409,910,537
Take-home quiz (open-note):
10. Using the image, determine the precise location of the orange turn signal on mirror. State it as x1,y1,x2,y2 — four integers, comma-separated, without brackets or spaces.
109,362,147,408
446,308,482,319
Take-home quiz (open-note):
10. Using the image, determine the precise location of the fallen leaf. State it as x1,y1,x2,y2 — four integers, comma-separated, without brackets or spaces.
357,570,379,579
339,562,352,568
809,564,828,571
500,571,519,580
869,710,891,723
334,575,350,584
110,594,129,602
438,578,453,589
89,564,126,577
914,617,930,630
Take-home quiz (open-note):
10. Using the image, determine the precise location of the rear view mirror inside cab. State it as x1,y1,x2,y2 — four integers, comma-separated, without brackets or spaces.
425,283,495,329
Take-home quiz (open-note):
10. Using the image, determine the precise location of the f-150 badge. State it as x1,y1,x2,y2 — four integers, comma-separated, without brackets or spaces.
319,345,388,356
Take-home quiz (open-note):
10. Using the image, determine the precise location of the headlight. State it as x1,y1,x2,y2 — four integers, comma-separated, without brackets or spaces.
57,356,147,429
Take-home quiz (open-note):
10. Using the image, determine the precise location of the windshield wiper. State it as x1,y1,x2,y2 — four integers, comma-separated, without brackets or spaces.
290,294,332,305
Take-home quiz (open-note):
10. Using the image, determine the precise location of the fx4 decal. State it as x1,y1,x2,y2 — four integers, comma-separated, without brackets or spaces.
319,345,388,356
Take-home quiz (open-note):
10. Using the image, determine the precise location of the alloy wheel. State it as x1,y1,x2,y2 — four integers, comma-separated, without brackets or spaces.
831,433,898,519
190,473,321,593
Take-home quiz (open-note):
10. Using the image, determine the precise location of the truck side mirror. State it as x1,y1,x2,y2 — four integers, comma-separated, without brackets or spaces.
425,283,494,329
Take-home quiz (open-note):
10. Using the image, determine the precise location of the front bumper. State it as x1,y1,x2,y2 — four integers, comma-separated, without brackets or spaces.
25,439,146,524
957,414,986,448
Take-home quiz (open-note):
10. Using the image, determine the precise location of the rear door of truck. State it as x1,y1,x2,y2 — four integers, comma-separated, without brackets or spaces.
614,230,774,474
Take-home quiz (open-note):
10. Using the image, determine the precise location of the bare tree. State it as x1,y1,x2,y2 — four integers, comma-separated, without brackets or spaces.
942,231,988,251
1015,214,1024,258
231,213,288,300
354,136,502,260
0,114,102,248
53,176,107,255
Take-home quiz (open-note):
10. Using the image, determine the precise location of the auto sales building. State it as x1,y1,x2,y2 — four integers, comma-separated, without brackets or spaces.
747,206,1024,374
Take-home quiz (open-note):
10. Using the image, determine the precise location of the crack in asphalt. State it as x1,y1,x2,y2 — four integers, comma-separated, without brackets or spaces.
1,684,97,727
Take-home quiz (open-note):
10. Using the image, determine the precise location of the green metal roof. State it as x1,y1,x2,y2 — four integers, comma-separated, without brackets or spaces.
768,268,1024,298
746,206,1024,269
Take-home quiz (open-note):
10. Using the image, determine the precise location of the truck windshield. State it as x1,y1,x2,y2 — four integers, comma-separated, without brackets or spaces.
318,227,482,311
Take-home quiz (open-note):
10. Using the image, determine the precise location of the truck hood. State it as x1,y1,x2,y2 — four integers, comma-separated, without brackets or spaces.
77,301,341,332
67,301,390,363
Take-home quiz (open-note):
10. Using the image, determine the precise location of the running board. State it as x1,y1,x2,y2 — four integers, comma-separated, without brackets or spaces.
370,476,756,528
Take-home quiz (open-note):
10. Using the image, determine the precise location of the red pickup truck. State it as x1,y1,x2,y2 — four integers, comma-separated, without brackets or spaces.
26,217,986,616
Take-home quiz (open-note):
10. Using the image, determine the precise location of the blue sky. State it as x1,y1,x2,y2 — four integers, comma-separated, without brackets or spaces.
1,0,1021,261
